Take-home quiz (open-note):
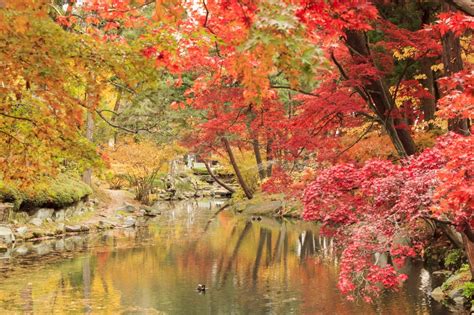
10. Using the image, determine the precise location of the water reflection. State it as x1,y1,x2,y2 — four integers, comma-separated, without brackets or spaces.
0,200,450,314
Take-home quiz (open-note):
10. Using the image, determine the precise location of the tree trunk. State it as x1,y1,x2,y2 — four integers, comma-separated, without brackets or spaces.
82,110,94,186
245,108,266,180
441,9,470,136
221,137,253,199
109,89,122,148
204,160,235,194
252,137,266,180
420,58,436,122
266,138,273,177
344,30,417,157
449,0,474,15
462,233,474,278
439,223,464,249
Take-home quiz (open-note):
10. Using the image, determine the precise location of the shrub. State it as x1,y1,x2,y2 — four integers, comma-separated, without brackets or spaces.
444,249,466,270
105,137,185,204
216,150,260,200
108,174,127,190
462,282,474,300
1,174,92,209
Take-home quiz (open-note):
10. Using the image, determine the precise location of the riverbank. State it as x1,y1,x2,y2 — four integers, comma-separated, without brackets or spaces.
0,188,161,253
228,193,302,218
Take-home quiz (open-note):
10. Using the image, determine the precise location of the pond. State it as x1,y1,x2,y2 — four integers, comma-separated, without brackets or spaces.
0,200,451,314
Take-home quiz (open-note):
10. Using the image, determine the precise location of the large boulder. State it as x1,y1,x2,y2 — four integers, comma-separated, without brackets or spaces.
13,246,29,256
0,203,14,222
116,202,136,213
34,208,54,220
33,243,51,256
0,225,15,245
140,206,161,217
123,216,136,228
431,268,472,307
244,201,283,215
65,225,82,233
430,286,445,302
53,209,66,222
16,226,28,236
30,218,43,227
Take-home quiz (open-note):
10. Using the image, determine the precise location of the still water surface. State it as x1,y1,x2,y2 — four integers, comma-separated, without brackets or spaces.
0,200,451,314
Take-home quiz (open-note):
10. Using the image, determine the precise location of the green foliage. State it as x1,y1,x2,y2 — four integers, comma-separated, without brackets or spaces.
122,171,161,205
192,167,209,175
22,174,92,208
0,174,92,209
175,179,193,192
110,71,197,144
462,282,474,300
0,180,23,209
459,263,471,273
444,249,465,270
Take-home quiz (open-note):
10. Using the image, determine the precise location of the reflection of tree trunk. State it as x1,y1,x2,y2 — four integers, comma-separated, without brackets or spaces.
222,137,253,199
20,283,33,314
221,221,252,285
266,139,273,177
283,224,289,269
252,228,267,283
204,161,235,193
300,231,315,261
83,256,92,314
273,225,286,264
265,229,272,266
203,204,230,232
215,223,238,285
252,138,266,180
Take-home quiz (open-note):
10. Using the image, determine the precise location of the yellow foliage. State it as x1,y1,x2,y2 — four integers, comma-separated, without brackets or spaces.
431,63,444,72
413,74,427,80
461,35,474,64
389,84,421,109
215,149,260,199
339,128,397,163
393,46,417,60
106,137,185,178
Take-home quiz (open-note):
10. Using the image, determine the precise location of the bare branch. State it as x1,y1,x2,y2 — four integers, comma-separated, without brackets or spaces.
270,85,319,97
0,112,37,125
335,121,375,158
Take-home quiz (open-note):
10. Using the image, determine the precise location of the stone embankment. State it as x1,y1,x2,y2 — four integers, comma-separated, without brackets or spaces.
0,189,161,258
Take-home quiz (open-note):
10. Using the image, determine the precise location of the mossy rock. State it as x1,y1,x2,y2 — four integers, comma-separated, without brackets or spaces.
230,193,301,217
0,174,92,210
442,269,472,292
432,267,473,308
0,182,23,209
192,167,209,175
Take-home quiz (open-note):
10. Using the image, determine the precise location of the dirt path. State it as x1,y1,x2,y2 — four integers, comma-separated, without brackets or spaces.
84,188,141,226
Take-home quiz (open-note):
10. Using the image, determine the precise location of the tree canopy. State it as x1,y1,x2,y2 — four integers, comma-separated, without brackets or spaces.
1,0,473,303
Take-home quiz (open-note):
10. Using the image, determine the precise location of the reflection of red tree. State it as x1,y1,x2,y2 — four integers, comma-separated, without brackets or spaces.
96,250,111,270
